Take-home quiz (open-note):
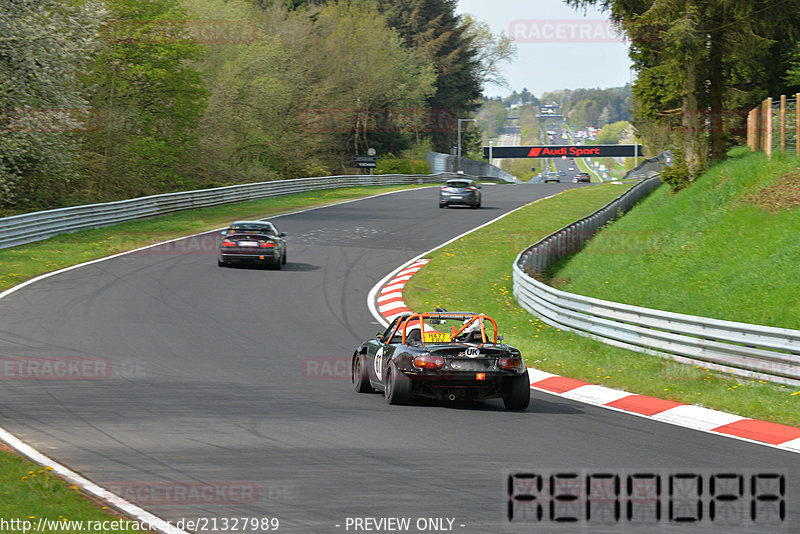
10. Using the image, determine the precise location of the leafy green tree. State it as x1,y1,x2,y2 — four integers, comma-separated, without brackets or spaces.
567,0,800,178
461,14,516,89
380,0,483,152
476,100,508,141
312,2,436,155
0,0,106,208
597,120,633,144
81,0,208,199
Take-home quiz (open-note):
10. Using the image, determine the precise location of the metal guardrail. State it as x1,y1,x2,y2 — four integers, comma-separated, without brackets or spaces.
513,154,800,386
622,151,673,181
426,151,515,181
517,174,664,277
0,173,477,249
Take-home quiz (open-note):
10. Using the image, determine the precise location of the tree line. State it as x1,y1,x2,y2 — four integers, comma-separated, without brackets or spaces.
0,0,514,213
566,0,800,186
541,86,633,129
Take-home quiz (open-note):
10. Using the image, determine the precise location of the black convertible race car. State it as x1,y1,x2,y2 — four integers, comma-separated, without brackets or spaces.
352,312,530,410
218,220,287,269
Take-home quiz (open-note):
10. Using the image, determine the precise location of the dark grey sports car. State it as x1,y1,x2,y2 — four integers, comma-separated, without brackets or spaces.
218,220,287,269
352,312,530,410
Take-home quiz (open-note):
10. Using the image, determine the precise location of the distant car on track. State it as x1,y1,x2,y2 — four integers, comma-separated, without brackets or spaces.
439,179,481,209
574,172,591,183
352,311,530,410
544,172,560,183
218,220,287,269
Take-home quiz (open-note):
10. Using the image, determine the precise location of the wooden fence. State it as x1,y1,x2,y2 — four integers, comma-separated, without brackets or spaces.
747,94,800,158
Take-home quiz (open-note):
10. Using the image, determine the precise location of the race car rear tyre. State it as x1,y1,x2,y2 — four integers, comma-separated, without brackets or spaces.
503,371,530,411
353,354,374,393
282,250,287,265
385,361,412,405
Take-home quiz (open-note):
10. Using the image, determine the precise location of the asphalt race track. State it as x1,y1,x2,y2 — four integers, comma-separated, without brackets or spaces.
0,184,797,534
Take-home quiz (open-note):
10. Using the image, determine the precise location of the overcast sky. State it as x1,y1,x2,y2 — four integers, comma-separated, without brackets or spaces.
457,0,634,99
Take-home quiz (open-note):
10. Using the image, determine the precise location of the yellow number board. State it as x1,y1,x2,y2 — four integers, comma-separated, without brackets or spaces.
423,331,451,343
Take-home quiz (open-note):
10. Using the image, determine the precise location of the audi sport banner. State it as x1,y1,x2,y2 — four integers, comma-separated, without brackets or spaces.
483,145,644,159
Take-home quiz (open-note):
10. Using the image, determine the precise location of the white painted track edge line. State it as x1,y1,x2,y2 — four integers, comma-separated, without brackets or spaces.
0,185,435,533
366,193,562,328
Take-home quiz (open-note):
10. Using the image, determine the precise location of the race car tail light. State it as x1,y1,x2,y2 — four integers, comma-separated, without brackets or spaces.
260,241,275,248
221,240,237,247
413,355,444,369
499,357,523,370
467,186,477,191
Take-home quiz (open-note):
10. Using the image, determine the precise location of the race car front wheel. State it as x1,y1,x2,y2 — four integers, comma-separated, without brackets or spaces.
385,361,412,405
503,371,531,411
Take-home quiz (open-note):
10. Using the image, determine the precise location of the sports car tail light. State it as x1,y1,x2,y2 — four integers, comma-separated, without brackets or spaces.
467,186,477,191
413,355,444,369
221,240,237,247
260,241,275,248
499,357,523,370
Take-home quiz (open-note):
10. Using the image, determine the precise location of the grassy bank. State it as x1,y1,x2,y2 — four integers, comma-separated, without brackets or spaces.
403,182,800,426
0,184,429,293
557,147,800,330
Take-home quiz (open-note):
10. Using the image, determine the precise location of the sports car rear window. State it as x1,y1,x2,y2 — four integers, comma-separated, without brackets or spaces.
446,181,470,188
231,225,275,234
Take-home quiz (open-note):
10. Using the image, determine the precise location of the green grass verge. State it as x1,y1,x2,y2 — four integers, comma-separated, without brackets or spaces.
0,448,153,532
403,182,800,427
557,148,800,330
0,184,430,292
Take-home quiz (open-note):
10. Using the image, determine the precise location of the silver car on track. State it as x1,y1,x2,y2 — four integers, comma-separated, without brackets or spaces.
439,179,482,209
